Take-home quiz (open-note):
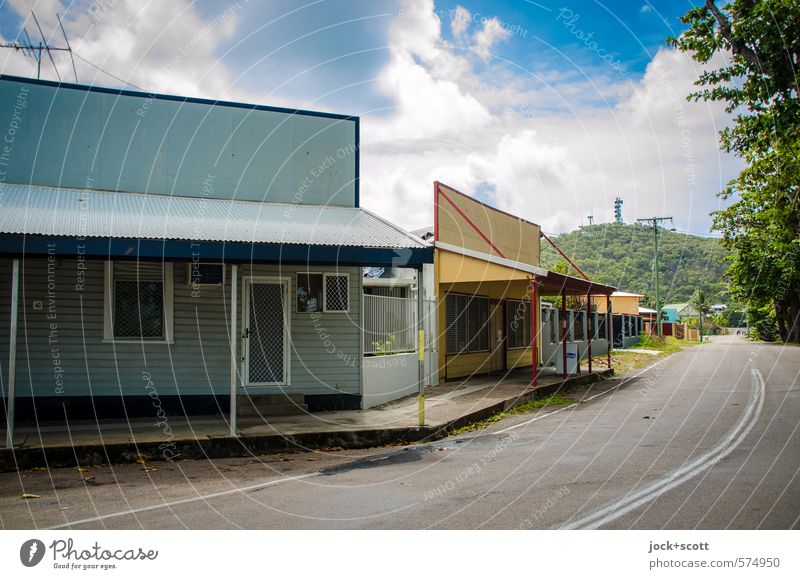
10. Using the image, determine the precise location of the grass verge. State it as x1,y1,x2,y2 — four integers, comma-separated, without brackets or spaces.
591,336,701,374
447,394,575,436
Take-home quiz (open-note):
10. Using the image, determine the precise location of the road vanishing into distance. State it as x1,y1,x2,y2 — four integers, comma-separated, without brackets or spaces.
2,335,798,529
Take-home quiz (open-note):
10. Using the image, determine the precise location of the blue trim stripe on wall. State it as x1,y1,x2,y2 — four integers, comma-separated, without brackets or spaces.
0,74,360,208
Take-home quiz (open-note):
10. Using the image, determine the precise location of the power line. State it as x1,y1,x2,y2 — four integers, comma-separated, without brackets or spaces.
71,51,150,93
670,229,722,238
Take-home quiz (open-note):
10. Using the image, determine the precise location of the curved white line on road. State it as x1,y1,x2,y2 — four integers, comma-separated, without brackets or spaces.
47,471,321,530
561,368,766,530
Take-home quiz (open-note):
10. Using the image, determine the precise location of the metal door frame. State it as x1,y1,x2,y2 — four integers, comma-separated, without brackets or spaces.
242,276,291,387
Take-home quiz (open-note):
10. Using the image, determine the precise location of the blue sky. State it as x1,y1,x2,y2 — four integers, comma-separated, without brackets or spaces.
0,0,732,235
219,0,696,114
0,0,694,112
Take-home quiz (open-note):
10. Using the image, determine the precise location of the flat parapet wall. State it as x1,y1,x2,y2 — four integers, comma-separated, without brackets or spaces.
435,182,540,266
0,75,358,206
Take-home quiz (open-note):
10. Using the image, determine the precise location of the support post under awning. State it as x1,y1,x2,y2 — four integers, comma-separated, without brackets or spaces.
587,291,592,374
417,266,425,426
531,280,538,386
229,263,238,437
5,259,19,449
561,288,567,378
606,295,612,369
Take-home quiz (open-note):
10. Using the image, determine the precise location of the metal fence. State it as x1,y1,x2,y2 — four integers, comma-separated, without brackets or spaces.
363,293,416,355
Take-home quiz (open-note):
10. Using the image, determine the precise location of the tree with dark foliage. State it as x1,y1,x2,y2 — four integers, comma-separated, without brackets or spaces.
670,0,800,342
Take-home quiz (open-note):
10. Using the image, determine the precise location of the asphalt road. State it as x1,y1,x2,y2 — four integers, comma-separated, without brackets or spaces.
2,334,798,529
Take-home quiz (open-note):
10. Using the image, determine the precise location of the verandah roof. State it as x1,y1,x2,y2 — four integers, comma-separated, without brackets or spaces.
536,269,616,297
0,184,433,266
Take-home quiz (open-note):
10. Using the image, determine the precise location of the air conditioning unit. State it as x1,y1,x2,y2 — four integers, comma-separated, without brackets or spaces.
187,262,225,286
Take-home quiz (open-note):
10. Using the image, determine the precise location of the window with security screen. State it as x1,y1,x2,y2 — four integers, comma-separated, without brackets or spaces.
506,300,531,349
446,294,467,354
114,280,164,338
324,274,349,312
466,297,489,352
574,312,585,341
446,293,489,354
105,261,172,341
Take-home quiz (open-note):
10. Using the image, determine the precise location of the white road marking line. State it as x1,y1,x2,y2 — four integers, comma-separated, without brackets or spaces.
494,357,672,435
562,368,766,529
47,471,320,529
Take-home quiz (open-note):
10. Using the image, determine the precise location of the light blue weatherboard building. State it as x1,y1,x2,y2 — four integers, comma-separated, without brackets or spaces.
0,75,432,440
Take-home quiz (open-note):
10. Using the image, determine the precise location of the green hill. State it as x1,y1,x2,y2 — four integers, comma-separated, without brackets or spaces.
540,223,731,307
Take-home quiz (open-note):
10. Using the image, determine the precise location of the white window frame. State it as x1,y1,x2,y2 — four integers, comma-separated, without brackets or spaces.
103,261,174,343
296,272,350,313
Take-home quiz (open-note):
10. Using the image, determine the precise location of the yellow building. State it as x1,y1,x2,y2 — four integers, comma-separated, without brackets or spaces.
592,291,643,315
433,182,616,383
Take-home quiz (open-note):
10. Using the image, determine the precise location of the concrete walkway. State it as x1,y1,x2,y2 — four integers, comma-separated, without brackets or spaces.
0,367,612,472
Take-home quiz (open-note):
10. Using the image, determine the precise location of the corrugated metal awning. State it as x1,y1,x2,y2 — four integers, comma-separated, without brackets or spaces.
537,270,616,296
0,184,428,249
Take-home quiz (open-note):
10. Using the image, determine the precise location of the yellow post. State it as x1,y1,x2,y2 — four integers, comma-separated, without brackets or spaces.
418,328,425,426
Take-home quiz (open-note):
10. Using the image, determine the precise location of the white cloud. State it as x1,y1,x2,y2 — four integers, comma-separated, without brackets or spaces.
451,5,471,39
361,1,737,236
0,0,738,237
1,0,257,104
640,5,653,14
472,17,510,62
368,0,489,143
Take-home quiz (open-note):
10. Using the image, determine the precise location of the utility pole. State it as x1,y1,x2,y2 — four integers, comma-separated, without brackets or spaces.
695,289,706,343
637,217,673,337
698,310,704,342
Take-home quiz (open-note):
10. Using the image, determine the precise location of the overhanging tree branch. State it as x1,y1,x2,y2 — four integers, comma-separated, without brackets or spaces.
705,0,771,76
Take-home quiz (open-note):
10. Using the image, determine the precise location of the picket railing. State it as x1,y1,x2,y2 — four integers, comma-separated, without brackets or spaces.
363,294,416,355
